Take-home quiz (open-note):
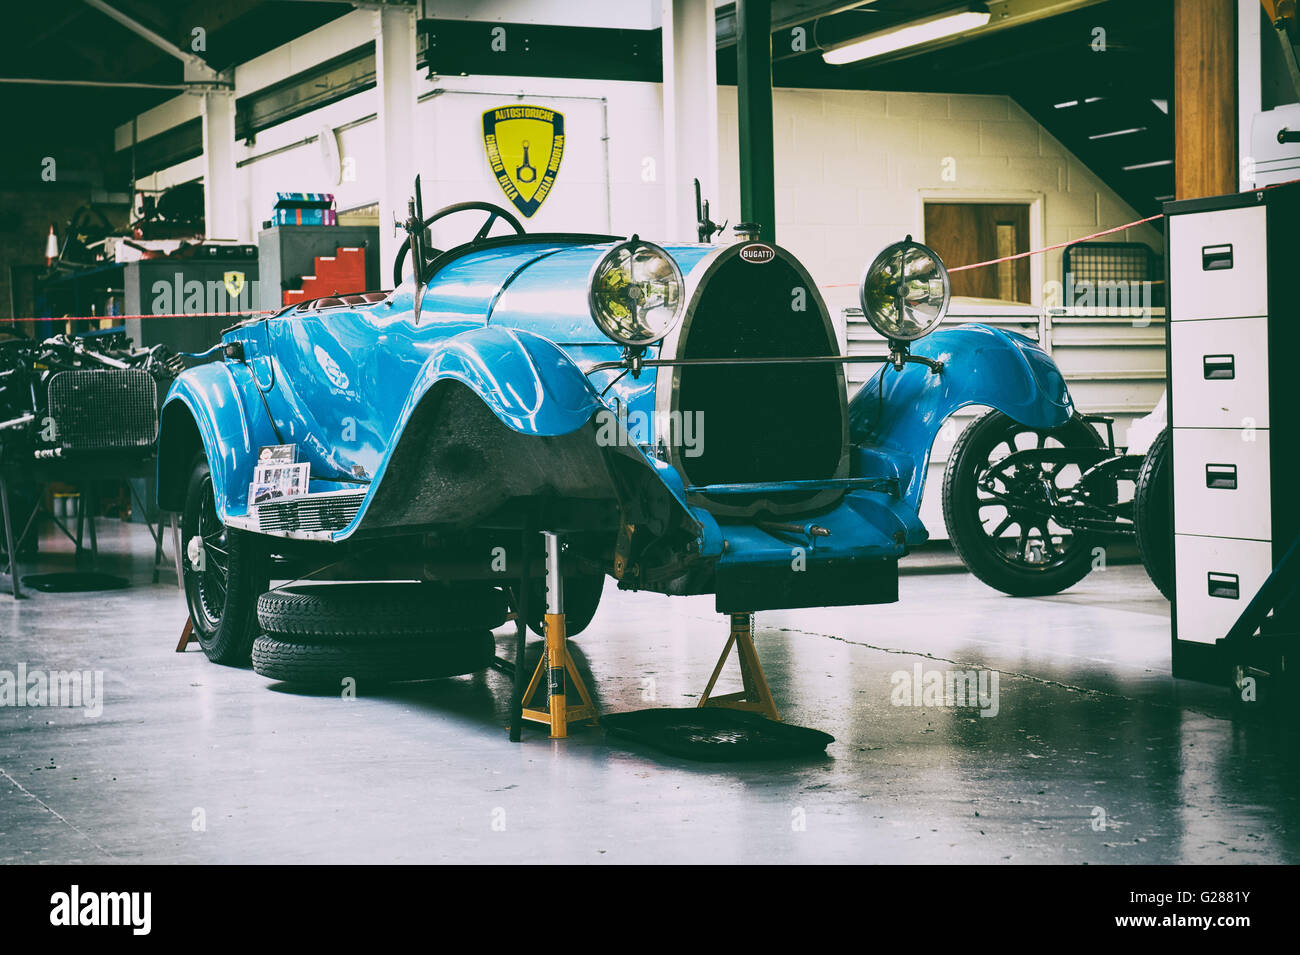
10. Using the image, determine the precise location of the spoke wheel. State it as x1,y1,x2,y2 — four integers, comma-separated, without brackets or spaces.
1134,428,1173,599
190,472,229,631
942,410,1103,596
181,452,268,665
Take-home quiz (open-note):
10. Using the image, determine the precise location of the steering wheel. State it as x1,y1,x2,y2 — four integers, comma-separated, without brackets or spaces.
392,200,526,286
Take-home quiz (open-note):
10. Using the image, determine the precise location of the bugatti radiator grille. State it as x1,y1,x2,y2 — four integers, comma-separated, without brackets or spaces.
672,252,846,510
256,489,365,534
47,369,159,451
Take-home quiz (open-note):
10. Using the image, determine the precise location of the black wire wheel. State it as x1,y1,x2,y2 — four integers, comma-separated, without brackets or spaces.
181,452,268,665
1133,428,1173,599
942,409,1103,597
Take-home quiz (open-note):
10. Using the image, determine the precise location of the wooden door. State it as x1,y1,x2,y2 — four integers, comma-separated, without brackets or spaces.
923,202,1031,303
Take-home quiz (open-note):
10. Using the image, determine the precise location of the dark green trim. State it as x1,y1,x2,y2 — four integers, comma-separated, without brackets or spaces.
736,0,775,243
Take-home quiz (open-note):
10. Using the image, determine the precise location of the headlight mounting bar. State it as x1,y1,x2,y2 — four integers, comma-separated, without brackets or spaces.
584,351,944,376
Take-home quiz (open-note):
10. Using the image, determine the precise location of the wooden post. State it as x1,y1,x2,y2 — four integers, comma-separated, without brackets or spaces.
1174,0,1238,199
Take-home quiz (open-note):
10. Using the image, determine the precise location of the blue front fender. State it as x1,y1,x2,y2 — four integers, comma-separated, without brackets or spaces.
157,360,275,520
849,323,1075,512
339,325,609,537
398,325,603,437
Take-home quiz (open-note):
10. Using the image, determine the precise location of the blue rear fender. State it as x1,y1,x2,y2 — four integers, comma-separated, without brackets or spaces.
849,323,1075,513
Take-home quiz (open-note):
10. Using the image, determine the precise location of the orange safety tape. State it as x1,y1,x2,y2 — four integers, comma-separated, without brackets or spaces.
819,213,1162,288
11,177,1300,322
946,214,1164,273
2,310,273,325
821,175,1300,289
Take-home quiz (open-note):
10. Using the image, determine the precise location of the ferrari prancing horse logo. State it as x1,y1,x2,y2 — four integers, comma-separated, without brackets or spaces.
482,105,565,218
223,270,245,298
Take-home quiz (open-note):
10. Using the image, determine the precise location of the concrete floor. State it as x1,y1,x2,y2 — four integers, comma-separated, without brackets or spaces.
1,520,1297,864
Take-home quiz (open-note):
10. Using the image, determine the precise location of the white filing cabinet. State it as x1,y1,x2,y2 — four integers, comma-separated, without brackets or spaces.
1165,184,1300,680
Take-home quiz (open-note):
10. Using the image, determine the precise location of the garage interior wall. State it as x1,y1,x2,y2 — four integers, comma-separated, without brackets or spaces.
716,87,1162,316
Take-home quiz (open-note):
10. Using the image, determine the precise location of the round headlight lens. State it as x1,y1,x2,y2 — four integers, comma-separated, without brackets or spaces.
859,239,951,342
588,239,685,347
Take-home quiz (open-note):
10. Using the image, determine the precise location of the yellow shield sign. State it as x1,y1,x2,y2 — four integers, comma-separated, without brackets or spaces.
223,270,246,299
482,105,565,218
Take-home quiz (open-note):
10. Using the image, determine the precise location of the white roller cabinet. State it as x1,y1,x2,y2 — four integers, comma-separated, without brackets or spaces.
1165,183,1300,680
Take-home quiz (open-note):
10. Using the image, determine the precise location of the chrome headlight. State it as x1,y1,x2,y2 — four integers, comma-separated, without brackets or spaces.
587,238,685,347
860,238,951,342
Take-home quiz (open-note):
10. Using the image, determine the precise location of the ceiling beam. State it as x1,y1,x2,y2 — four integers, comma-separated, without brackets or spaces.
79,0,216,78
0,77,189,90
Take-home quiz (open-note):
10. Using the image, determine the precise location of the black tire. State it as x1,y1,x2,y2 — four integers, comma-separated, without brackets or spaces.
251,630,495,687
257,582,508,639
182,452,268,665
1134,428,1173,599
942,409,1102,597
516,574,605,638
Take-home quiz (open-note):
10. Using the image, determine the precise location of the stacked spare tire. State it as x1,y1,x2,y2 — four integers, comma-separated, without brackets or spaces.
251,582,507,688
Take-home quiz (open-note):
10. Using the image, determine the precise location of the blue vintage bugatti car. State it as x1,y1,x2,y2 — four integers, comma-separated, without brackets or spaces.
157,190,1077,666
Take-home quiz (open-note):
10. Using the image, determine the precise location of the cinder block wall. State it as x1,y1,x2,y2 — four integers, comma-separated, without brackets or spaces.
717,87,1163,317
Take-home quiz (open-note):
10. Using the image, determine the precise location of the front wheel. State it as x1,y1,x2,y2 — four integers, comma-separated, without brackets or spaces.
942,410,1102,597
181,452,268,665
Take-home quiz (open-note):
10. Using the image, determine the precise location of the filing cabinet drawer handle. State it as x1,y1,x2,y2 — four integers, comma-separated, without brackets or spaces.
1207,572,1240,600
1201,243,1234,271
1205,463,1238,489
1202,354,1235,379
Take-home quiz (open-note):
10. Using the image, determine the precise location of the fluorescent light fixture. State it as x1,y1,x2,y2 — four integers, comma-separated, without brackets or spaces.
1089,127,1145,140
1122,159,1173,171
822,6,992,65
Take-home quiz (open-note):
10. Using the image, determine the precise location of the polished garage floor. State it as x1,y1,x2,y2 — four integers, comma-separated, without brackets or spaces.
1,522,1296,864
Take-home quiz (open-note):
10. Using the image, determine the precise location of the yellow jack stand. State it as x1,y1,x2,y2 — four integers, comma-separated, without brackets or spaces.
698,612,781,722
519,531,598,738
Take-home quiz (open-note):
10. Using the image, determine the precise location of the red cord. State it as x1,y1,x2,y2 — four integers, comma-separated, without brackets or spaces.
2,310,272,325
819,212,1163,288
946,214,1163,273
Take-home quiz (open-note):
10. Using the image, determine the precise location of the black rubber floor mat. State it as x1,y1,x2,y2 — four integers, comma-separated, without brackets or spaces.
21,572,130,592
601,707,834,761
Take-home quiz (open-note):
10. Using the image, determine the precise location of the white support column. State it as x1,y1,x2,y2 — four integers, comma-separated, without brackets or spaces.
662,0,719,242
1239,0,1262,190
200,92,238,241
376,5,419,279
